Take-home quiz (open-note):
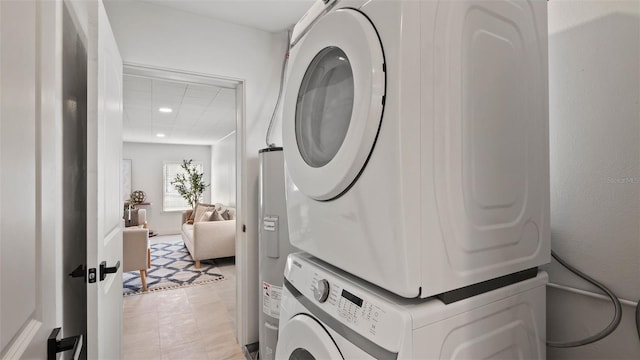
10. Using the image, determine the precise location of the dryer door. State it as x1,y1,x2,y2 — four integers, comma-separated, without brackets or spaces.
276,314,344,359
283,8,385,201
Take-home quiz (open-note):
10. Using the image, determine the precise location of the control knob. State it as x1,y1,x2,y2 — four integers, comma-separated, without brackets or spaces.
314,279,330,303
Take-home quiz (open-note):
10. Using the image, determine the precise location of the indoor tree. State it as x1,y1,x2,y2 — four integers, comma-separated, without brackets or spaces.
171,159,210,208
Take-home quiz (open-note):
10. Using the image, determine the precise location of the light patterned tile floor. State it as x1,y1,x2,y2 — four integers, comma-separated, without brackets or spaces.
123,236,243,360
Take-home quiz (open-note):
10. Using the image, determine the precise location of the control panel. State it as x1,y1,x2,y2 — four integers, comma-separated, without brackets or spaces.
285,254,406,353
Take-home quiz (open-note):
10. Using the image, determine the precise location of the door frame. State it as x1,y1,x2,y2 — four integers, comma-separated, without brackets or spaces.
120,63,249,345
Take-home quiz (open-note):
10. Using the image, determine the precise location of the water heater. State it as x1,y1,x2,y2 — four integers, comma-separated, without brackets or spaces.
258,147,297,360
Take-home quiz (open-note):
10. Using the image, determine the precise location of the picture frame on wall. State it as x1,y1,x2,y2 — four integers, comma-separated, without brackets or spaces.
122,159,132,201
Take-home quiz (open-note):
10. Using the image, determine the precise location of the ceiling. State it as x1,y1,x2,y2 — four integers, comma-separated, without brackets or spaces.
123,75,236,145
122,0,316,145
141,0,315,33
122,0,314,145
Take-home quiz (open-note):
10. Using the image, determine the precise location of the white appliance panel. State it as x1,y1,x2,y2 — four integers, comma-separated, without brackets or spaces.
284,0,549,298
276,253,547,359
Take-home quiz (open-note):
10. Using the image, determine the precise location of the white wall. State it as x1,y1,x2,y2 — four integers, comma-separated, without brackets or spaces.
123,142,212,235
104,1,287,345
212,132,237,207
546,1,640,358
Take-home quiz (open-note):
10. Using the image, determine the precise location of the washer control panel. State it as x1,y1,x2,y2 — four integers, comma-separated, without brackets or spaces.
312,275,388,335
287,254,406,352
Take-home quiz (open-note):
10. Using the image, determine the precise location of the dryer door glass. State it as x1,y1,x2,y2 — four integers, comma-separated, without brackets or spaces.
290,348,316,360
296,47,354,168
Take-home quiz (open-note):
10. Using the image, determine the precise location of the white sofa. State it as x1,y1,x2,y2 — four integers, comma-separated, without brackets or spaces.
181,204,236,268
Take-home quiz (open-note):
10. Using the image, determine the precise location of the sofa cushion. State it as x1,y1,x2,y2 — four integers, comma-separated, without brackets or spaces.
182,223,194,243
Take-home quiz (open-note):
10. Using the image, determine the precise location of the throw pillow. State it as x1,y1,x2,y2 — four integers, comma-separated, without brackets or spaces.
197,210,214,223
193,203,215,223
210,209,225,221
188,203,216,221
187,208,197,221
185,209,194,222
220,209,231,220
226,208,236,220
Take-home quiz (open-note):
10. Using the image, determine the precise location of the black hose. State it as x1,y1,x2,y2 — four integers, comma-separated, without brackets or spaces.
547,250,623,348
636,297,640,341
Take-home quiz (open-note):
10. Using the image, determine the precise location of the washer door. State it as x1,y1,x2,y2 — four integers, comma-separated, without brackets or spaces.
283,8,385,201
276,314,344,359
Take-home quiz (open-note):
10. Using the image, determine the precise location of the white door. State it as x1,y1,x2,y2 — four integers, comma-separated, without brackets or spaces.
282,8,385,201
0,1,64,358
85,1,124,358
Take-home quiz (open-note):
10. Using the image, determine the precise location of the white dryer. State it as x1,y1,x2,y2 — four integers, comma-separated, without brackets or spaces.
283,0,550,298
276,253,547,360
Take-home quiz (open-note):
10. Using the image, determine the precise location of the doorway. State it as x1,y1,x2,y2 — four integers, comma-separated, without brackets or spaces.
119,64,245,358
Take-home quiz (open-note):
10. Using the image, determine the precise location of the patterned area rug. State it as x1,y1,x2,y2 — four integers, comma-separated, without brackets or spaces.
123,241,225,296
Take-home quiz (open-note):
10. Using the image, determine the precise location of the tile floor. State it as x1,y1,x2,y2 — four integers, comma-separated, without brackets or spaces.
123,235,244,360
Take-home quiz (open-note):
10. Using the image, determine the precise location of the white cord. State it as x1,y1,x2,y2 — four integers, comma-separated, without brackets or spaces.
265,30,292,148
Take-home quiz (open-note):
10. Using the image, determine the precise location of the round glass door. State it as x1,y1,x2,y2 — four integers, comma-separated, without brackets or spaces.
276,315,343,360
283,8,385,201
289,348,317,360
296,47,354,168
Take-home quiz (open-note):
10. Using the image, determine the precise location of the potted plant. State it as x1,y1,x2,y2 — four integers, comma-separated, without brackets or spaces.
171,159,210,209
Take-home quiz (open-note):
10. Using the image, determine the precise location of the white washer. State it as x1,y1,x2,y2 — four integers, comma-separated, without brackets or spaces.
283,0,550,298
276,252,547,360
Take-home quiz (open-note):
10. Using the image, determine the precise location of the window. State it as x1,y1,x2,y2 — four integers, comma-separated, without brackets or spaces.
163,161,204,212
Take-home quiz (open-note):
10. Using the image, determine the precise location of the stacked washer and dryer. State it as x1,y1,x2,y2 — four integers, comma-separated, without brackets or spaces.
277,0,549,358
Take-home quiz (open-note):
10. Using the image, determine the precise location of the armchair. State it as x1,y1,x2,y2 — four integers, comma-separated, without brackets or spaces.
123,227,150,291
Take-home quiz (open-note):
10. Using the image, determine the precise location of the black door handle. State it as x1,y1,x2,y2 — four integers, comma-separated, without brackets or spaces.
99,260,120,281
68,264,85,280
48,327,83,360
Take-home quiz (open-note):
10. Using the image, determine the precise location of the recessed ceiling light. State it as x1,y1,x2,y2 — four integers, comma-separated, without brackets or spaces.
158,107,173,113
156,133,166,138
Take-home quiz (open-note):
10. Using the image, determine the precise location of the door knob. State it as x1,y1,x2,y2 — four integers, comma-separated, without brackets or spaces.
99,260,120,281
47,327,83,360
68,264,86,280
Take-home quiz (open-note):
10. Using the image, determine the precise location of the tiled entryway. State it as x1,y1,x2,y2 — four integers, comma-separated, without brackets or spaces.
123,236,243,360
